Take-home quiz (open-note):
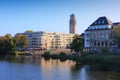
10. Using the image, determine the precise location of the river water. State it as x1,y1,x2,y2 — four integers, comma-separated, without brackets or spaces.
0,56,120,80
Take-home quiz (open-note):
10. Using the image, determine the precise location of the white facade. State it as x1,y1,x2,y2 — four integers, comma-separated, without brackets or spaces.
84,16,114,52
16,31,75,50
84,31,90,48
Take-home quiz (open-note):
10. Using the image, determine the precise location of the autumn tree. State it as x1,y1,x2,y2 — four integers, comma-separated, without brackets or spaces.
112,24,120,48
15,34,28,49
0,35,15,54
70,35,84,54
25,30,33,33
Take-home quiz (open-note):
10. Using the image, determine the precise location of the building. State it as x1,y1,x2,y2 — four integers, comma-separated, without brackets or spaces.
84,16,120,53
16,31,75,50
69,14,76,34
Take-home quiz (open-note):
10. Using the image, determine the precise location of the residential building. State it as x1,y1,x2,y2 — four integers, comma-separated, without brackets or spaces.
84,16,120,53
16,31,75,50
69,14,76,34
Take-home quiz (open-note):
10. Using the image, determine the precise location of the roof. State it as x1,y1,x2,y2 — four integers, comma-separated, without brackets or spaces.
111,22,120,28
90,16,113,26
112,22,120,26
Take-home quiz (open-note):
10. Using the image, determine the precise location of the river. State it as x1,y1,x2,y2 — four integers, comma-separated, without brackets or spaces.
0,56,120,80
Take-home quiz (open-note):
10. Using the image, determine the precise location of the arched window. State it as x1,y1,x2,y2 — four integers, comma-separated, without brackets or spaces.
105,42,108,46
98,42,100,46
94,42,96,46
101,41,104,46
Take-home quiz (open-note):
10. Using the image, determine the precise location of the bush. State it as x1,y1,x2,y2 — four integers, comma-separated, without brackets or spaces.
60,52,67,56
101,47,108,55
50,54,59,59
43,50,51,58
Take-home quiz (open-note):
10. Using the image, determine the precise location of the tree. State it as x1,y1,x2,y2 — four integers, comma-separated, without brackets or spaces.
0,34,28,55
5,34,16,53
15,34,28,49
73,34,80,38
24,30,33,33
0,35,14,54
112,24,120,48
0,36,7,54
70,36,84,54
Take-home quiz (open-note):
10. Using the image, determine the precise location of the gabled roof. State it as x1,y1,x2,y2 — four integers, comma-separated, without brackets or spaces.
90,16,113,26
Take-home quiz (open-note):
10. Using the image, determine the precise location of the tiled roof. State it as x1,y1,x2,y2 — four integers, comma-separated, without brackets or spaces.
90,16,113,26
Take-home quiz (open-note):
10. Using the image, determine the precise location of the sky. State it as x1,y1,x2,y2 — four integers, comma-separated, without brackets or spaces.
0,0,120,36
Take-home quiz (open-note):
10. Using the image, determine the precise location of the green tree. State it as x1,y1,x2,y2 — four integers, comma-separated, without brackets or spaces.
70,36,84,54
0,34,28,54
5,34,16,53
0,35,15,54
112,24,120,48
15,34,28,49
0,37,7,54
73,34,80,38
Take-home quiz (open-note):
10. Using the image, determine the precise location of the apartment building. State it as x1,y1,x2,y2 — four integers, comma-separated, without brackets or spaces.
84,16,120,52
16,31,75,50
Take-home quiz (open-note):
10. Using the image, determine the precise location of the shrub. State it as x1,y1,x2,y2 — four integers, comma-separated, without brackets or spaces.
60,52,67,56
43,50,51,57
101,47,108,55
50,54,59,59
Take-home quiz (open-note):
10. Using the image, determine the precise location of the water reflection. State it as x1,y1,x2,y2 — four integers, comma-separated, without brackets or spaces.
0,55,41,64
70,63,120,80
41,58,76,80
0,56,119,80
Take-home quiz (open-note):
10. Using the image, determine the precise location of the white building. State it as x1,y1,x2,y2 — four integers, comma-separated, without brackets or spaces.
16,31,75,50
84,16,120,52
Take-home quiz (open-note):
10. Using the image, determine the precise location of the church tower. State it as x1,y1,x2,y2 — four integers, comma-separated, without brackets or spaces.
69,14,76,34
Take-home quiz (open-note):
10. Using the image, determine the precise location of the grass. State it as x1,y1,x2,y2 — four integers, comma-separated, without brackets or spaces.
43,51,120,65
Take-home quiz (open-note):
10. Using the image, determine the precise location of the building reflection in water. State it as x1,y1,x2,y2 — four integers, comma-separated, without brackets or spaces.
1,56,120,80
40,58,76,80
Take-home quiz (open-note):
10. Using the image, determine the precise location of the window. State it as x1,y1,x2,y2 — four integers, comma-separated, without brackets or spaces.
94,42,96,46
94,21,97,24
94,26,96,29
91,26,93,29
98,31,100,35
98,21,101,24
105,42,108,46
98,42,100,46
94,31,96,34
102,20,105,24
106,30,108,34
98,35,100,40
101,35,104,40
102,31,104,34
106,35,108,40
101,41,104,46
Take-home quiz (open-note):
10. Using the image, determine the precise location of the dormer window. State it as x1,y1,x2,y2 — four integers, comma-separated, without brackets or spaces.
98,21,101,24
102,20,105,24
94,21,97,24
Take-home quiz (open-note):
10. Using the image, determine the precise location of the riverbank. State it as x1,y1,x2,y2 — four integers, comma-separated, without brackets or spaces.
43,52,120,65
